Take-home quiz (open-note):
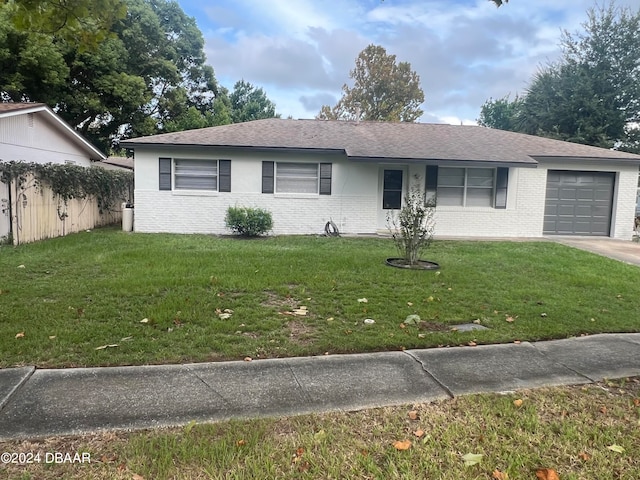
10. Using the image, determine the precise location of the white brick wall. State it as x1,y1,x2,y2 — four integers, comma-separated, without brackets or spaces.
133,146,640,239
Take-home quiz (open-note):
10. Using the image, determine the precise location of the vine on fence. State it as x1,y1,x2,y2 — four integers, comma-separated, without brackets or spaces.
0,161,133,213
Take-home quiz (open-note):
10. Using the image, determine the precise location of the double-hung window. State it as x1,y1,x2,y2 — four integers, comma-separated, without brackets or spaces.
159,158,231,192
437,167,495,207
276,162,319,194
174,159,218,191
262,161,332,195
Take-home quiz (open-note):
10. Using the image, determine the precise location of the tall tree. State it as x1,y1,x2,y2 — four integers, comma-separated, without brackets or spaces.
479,3,640,153
477,95,524,131
0,0,224,151
0,0,126,49
318,44,424,122
229,80,279,123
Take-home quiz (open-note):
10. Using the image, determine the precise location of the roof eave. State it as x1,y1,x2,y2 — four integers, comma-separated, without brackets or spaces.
121,142,346,156
347,156,539,168
531,155,640,165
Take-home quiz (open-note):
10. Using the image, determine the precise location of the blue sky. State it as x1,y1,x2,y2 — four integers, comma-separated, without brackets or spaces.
177,0,640,125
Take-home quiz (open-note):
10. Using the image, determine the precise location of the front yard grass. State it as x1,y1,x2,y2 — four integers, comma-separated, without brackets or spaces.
1,227,639,368
2,378,639,479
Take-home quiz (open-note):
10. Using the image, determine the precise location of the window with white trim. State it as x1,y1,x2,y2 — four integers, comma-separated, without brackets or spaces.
174,159,218,191
437,167,495,207
275,162,319,194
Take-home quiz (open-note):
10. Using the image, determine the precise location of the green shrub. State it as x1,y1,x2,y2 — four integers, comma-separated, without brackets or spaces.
386,176,436,265
225,206,273,237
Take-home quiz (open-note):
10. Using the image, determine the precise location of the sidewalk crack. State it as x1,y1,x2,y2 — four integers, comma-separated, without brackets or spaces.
0,366,36,413
286,362,313,404
402,351,455,399
529,344,596,383
183,365,232,408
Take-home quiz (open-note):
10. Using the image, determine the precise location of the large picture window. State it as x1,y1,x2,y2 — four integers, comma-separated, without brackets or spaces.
275,162,319,194
437,167,495,207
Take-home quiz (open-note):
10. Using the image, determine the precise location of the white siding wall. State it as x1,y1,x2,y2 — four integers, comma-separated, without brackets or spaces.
134,147,378,235
0,113,92,166
133,147,639,238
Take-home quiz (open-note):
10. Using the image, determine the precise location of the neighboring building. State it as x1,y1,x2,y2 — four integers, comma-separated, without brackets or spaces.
0,102,107,242
96,156,134,171
121,118,640,239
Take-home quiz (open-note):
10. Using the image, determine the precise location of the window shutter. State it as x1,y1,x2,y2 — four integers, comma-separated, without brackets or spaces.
159,158,172,191
262,161,274,193
425,165,438,205
495,167,509,209
219,159,231,192
319,163,332,195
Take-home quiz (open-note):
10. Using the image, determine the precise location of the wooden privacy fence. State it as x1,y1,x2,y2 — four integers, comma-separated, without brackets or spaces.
5,173,124,245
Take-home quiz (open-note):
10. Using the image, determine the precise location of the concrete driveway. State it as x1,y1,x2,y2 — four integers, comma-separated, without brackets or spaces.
548,236,640,267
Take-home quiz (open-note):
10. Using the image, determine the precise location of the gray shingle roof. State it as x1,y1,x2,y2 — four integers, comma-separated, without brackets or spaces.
121,118,640,165
0,102,46,113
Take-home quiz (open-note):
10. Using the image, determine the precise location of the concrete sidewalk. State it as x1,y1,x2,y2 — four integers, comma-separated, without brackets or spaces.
1,333,639,441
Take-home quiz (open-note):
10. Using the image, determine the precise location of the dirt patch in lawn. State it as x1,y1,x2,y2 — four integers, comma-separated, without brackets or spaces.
287,320,316,346
261,290,299,309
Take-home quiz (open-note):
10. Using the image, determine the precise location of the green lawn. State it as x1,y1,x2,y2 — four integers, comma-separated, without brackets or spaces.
2,378,639,479
1,227,639,368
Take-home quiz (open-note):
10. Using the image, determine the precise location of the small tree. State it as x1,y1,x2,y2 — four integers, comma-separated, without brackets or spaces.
225,206,273,237
386,178,436,265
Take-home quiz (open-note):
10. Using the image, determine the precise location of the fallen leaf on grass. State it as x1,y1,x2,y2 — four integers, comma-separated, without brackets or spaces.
132,474,145,480
505,316,516,323
535,468,560,480
607,444,625,453
292,306,308,316
218,313,232,319
513,399,524,408
363,318,375,324
578,452,591,461
15,332,25,339
357,298,368,303
600,406,607,414
492,469,508,479
49,335,56,340
237,439,246,446
468,341,477,347
461,453,483,466
140,318,149,324
243,357,252,362
393,440,412,451
404,314,421,325
408,410,419,420
633,398,640,407
413,429,425,438
95,344,119,350
17,264,25,269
